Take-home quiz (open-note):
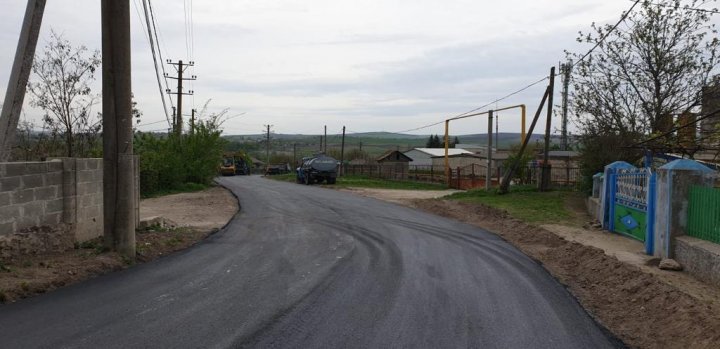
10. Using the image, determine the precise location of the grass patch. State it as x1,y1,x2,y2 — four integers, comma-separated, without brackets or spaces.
141,182,210,199
333,176,447,190
446,185,574,224
268,173,296,182
267,173,447,191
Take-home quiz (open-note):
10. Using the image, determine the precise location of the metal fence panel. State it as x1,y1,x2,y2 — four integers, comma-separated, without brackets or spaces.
687,186,720,244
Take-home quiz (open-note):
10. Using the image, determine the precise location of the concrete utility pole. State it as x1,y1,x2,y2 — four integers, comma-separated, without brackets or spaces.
340,126,346,176
486,110,493,191
264,125,272,165
0,0,46,161
102,0,135,259
165,59,195,135
540,66,556,192
560,60,572,151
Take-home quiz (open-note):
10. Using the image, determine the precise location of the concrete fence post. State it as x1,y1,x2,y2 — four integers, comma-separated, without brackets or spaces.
61,158,77,226
653,159,715,258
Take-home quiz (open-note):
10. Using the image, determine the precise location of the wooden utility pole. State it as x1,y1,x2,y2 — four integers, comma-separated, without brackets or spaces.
0,0,46,161
190,108,196,135
102,0,135,259
340,126,346,176
499,87,550,194
560,61,572,150
540,66,556,192
486,110,493,191
165,59,195,135
324,125,327,153
264,125,272,165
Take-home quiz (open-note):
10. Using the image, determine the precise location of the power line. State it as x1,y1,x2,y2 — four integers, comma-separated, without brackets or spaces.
141,0,171,127
572,0,642,69
391,76,549,134
148,0,174,107
137,119,170,127
631,107,720,147
634,0,720,15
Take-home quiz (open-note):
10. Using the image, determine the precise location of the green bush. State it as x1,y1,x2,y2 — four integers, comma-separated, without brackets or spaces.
135,120,226,197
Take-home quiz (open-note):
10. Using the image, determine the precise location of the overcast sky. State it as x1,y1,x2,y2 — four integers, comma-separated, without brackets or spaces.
0,0,698,136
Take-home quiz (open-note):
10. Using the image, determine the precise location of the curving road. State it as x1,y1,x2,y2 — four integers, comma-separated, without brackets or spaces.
0,176,620,348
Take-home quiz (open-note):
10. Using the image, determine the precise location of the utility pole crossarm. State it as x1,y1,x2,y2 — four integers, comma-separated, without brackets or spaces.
165,59,197,135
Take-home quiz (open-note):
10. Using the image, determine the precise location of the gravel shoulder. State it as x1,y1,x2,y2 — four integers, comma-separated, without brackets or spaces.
140,185,238,231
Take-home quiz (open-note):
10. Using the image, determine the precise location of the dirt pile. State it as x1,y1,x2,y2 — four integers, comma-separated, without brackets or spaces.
412,199,720,349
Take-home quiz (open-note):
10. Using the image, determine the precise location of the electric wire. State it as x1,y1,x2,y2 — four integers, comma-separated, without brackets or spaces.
391,76,549,134
571,0,642,69
141,0,171,127
148,0,174,107
630,107,720,147
634,0,720,15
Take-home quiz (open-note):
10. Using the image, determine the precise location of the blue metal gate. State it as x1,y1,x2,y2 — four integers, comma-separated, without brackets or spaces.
608,168,656,255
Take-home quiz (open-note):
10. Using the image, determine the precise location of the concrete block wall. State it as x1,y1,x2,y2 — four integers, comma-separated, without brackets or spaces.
0,159,104,245
0,161,65,234
68,159,104,242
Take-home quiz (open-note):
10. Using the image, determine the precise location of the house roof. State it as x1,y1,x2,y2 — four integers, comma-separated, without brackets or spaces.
377,150,413,162
430,152,511,160
430,153,483,159
404,148,472,157
545,150,580,158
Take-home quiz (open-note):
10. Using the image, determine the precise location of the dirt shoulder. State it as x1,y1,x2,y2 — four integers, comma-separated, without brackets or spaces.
339,187,461,204
0,185,238,303
408,199,720,349
140,186,237,231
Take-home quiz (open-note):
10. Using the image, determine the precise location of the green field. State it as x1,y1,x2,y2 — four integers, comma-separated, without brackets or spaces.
224,132,558,159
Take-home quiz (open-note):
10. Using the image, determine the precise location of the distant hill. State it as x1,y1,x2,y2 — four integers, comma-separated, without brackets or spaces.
223,131,560,158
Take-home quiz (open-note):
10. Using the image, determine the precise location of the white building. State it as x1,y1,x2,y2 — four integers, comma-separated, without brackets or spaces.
403,148,472,166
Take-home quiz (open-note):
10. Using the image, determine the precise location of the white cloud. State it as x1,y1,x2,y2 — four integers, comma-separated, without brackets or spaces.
0,0,685,136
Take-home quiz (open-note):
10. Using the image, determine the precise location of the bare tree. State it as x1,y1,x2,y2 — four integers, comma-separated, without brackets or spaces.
569,0,719,139
27,30,101,157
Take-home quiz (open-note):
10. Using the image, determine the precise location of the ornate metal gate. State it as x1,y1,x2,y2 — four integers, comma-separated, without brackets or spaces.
609,168,656,254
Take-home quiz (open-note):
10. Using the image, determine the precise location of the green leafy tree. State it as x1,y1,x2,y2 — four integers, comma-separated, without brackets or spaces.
570,0,719,138
568,0,719,186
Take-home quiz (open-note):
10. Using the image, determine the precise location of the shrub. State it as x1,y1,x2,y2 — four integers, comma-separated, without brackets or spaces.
135,119,226,197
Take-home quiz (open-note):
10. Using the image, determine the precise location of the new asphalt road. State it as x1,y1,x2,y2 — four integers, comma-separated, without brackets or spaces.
0,175,621,348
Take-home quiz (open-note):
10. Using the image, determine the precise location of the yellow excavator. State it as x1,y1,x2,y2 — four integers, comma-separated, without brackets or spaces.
219,152,250,176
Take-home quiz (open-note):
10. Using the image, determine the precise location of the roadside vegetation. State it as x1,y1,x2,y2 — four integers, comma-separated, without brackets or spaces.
446,186,576,225
135,115,226,198
270,173,447,190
